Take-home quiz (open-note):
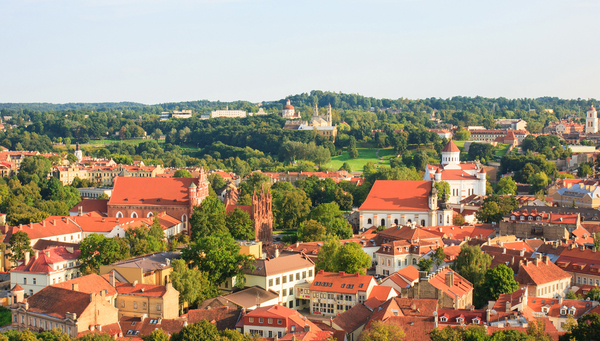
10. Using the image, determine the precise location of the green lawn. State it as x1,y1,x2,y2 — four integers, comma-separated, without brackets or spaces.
453,140,467,151
494,143,510,157
327,148,396,172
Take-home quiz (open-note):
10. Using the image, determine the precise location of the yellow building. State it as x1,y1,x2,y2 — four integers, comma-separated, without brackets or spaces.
99,252,180,286
115,281,179,319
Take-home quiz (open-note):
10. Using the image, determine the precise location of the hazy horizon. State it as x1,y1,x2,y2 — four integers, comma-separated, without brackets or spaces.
2,0,599,104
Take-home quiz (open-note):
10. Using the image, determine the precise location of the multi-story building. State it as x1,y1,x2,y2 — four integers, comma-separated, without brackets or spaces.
239,305,328,339
496,119,528,131
469,129,529,143
211,106,247,118
499,209,579,240
88,164,165,186
224,253,315,311
281,99,299,119
401,267,474,309
515,256,572,298
78,187,112,199
114,280,179,319
423,140,487,204
99,252,180,286
555,246,600,287
10,247,81,296
547,180,600,209
586,105,598,134
53,165,89,185
2,217,84,247
307,270,378,316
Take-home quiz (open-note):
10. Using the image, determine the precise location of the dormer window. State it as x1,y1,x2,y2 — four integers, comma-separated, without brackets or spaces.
440,316,448,322
456,317,464,324
472,318,480,324
560,307,567,315
542,307,549,313
528,216,533,221
536,216,541,221
520,216,525,221
511,216,515,220
569,307,576,315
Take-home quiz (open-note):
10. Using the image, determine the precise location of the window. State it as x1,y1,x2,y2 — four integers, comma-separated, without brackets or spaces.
404,258,408,265
33,278,36,285
381,219,385,226
277,319,282,325
421,219,425,226
143,302,147,310
282,276,287,284
121,300,125,308
412,259,417,265
269,279,273,287
268,318,273,324
303,271,307,279
394,219,398,225
133,301,138,309
157,303,161,311
367,218,372,224
283,289,287,296
23,278,27,285
296,273,300,280
289,274,294,282
249,317,254,323
259,318,263,323
309,269,313,277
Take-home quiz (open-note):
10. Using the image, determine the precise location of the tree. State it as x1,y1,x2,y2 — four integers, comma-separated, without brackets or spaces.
182,232,254,288
189,197,227,241
360,320,405,341
418,258,434,272
496,176,517,195
18,155,52,184
78,234,128,273
578,162,593,178
142,328,170,341
225,207,255,240
433,247,446,268
308,202,353,239
9,231,33,264
586,286,600,301
559,313,600,341
272,189,311,230
151,128,163,140
339,162,352,172
434,181,451,201
454,128,471,141
480,264,519,303
476,201,500,224
169,259,215,306
316,236,371,275
315,236,341,273
170,320,220,341
297,220,327,242
452,245,492,292
528,172,549,194
453,214,465,226
207,173,227,190
173,169,192,178
348,147,359,159
125,225,162,257
526,318,553,341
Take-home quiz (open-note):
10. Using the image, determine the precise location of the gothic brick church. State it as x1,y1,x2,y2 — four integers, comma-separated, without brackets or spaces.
107,168,210,234
225,186,273,243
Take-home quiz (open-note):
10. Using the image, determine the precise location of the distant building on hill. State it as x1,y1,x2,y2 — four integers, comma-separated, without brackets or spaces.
211,106,247,118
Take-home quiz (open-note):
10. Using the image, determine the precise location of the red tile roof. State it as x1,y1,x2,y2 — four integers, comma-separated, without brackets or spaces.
183,306,243,331
442,140,460,153
109,176,201,206
368,286,398,301
311,270,376,294
3,217,82,243
51,273,117,296
439,169,479,181
26,286,96,319
427,268,473,299
12,247,80,274
515,257,571,286
359,180,433,211
69,199,109,214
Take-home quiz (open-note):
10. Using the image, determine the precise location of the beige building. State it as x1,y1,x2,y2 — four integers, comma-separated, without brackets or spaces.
115,281,179,319
515,256,572,298
499,209,579,240
548,181,600,209
400,267,474,309
53,165,90,185
99,252,180,286
308,270,379,316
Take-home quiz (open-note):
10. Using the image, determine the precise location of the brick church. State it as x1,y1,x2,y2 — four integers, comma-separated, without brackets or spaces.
107,169,210,233
225,186,273,243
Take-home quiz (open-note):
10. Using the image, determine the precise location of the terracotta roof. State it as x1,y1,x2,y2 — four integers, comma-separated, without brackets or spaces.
69,199,109,214
12,247,80,274
32,239,80,252
11,284,24,292
439,169,479,181
524,296,596,318
51,273,117,296
437,308,488,325
198,296,239,310
26,286,95,319
516,257,571,286
332,302,375,333
3,217,82,243
371,316,434,341
115,282,168,297
310,270,376,294
367,286,398,301
359,180,433,212
427,268,473,299
243,305,320,334
442,140,460,153
183,306,243,331
245,253,314,277
221,286,279,308
109,176,201,206
119,316,184,338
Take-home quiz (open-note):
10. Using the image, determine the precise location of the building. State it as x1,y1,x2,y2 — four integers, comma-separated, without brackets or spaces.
282,99,299,119
374,225,445,276
496,119,528,131
358,180,454,229
224,253,315,311
11,286,119,338
2,217,84,247
547,180,600,209
114,280,179,319
171,110,193,119
423,140,487,204
238,304,328,339
225,186,273,243
515,256,572,298
10,247,81,296
586,105,598,134
78,187,112,199
469,129,529,143
400,267,474,309
427,129,452,139
555,246,600,287
99,252,181,286
74,212,184,239
499,209,579,240
307,270,379,316
87,164,165,186
277,170,352,184
292,104,338,139
201,286,280,311
211,106,247,118
53,165,89,185
107,173,210,232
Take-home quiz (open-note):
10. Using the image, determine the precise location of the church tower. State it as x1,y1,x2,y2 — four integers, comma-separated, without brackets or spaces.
74,143,83,163
327,103,332,126
586,105,598,134
441,140,461,169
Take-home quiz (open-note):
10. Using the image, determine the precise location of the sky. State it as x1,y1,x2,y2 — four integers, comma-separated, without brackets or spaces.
1,0,599,104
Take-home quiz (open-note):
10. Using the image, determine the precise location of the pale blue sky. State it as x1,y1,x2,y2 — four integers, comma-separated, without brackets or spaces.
1,0,598,104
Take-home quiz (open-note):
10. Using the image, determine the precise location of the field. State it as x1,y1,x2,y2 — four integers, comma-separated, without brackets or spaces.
494,143,511,157
326,148,396,172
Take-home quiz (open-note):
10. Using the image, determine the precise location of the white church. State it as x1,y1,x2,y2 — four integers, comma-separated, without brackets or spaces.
423,140,487,204
586,105,598,134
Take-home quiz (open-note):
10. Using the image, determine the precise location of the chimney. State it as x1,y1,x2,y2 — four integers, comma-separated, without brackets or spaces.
133,280,138,287
42,221,46,227
339,271,345,276
520,248,525,257
44,251,50,257
19,224,22,230
502,248,506,254
24,251,30,264
109,271,115,287
559,296,563,305
275,249,279,258
544,256,549,265
90,293,94,302
34,251,39,260
53,219,56,225
534,258,539,266
78,206,83,216
445,271,454,287
486,309,491,323
72,283,79,291
505,300,511,313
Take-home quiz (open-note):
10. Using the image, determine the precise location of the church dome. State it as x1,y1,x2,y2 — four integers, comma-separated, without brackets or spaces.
283,99,295,110
590,105,596,111
442,140,460,153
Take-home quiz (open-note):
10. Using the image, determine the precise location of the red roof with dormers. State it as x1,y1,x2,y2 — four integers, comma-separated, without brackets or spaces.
310,270,376,294
442,140,460,153
242,305,321,334
523,296,596,319
515,257,571,286
508,209,578,225
109,176,202,206
2,216,82,243
359,180,433,211
427,268,473,299
12,247,80,274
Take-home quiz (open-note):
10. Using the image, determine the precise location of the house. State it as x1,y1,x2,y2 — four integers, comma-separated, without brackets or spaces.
555,246,600,287
237,304,328,339
69,199,109,216
118,316,183,339
401,267,474,309
359,180,454,229
307,270,379,316
380,265,420,293
107,173,210,232
2,217,84,247
114,280,179,319
10,247,81,296
73,212,184,239
200,286,280,311
423,140,488,204
224,253,315,311
499,209,579,240
183,306,244,331
515,256,572,298
11,286,119,338
99,252,181,286
496,119,528,131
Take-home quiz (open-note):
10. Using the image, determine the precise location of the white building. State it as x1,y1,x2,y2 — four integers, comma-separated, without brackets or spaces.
77,187,112,199
423,140,487,204
10,247,81,297
211,106,247,118
282,99,299,119
586,105,598,134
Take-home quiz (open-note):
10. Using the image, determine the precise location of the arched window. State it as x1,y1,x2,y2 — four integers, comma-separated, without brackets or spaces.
394,219,398,225
439,215,443,224
116,211,123,218
412,259,417,265
447,215,449,224
181,214,188,223
381,219,385,226
147,212,154,218
367,218,372,225
407,219,412,223
421,219,425,226
131,212,138,218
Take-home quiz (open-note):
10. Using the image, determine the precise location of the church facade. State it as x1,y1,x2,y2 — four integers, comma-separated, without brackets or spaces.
225,186,274,244
423,140,487,204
